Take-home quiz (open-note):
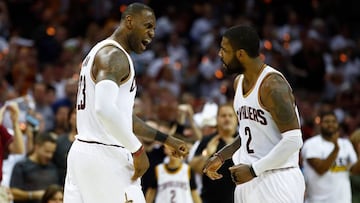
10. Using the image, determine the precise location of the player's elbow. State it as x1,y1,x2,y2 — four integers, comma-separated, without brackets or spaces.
282,129,303,151
94,99,113,122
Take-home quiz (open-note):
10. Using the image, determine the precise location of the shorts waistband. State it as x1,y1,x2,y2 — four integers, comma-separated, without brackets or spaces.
265,166,296,174
77,138,124,148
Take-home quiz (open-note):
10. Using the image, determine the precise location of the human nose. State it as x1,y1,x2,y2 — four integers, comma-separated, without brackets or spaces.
149,28,155,38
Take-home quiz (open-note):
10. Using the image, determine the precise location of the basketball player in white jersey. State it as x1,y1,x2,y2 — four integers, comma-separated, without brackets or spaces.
203,25,305,202
145,145,202,203
63,3,188,203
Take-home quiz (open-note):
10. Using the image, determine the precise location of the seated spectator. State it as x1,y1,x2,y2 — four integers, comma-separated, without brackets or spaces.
50,105,71,137
10,132,59,203
41,184,63,203
52,108,76,185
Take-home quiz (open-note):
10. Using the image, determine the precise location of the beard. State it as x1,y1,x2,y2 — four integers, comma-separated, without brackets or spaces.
321,127,337,138
222,56,245,75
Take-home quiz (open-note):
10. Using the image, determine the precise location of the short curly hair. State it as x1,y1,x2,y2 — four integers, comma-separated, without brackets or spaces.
222,25,260,58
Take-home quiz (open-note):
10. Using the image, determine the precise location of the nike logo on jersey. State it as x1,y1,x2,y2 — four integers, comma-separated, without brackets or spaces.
130,77,136,92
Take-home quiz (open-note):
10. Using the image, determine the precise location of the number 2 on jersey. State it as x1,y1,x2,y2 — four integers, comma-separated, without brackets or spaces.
170,190,176,203
245,126,254,153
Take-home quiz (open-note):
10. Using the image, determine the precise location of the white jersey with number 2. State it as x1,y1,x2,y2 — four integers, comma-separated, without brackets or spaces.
232,65,300,169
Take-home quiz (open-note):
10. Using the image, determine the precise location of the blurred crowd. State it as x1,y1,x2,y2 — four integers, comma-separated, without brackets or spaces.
0,0,359,202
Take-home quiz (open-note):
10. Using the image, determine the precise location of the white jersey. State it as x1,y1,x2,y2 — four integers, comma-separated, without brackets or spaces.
75,39,137,146
232,65,300,169
301,135,357,203
154,163,194,203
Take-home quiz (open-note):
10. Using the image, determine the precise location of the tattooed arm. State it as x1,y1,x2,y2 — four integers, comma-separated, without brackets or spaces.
260,73,300,132
249,73,303,175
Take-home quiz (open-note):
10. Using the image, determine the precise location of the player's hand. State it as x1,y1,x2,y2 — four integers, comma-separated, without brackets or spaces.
165,136,189,159
131,148,149,181
203,155,223,180
229,164,254,184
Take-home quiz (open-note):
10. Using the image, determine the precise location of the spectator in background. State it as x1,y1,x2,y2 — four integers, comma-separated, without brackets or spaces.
52,108,76,185
32,82,55,132
0,102,24,202
170,103,202,144
302,111,360,203
0,103,25,180
41,184,63,203
50,105,71,137
51,78,78,115
10,132,59,203
189,104,238,203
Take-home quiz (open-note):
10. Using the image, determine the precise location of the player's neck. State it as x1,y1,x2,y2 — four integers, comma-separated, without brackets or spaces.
244,59,265,80
167,158,182,169
243,61,265,92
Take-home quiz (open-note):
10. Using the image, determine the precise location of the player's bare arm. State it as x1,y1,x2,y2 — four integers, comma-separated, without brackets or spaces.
260,73,300,132
93,46,130,84
133,115,189,158
203,136,241,180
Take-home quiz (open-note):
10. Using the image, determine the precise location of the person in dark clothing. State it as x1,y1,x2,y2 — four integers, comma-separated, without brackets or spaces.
189,104,238,203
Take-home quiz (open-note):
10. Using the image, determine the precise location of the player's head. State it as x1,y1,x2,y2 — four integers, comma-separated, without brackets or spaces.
219,25,260,74
120,3,156,54
319,111,339,138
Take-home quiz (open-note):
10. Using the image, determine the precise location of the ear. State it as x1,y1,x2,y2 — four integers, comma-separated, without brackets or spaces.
235,49,246,60
125,15,133,29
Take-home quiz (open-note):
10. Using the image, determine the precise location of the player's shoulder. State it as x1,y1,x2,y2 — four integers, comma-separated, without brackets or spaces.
261,73,288,92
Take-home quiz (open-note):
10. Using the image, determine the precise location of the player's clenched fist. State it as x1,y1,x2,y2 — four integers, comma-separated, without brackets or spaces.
229,164,255,184
165,136,189,158
131,146,149,181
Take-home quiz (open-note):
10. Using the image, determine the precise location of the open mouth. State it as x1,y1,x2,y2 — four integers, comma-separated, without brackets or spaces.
141,39,151,49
